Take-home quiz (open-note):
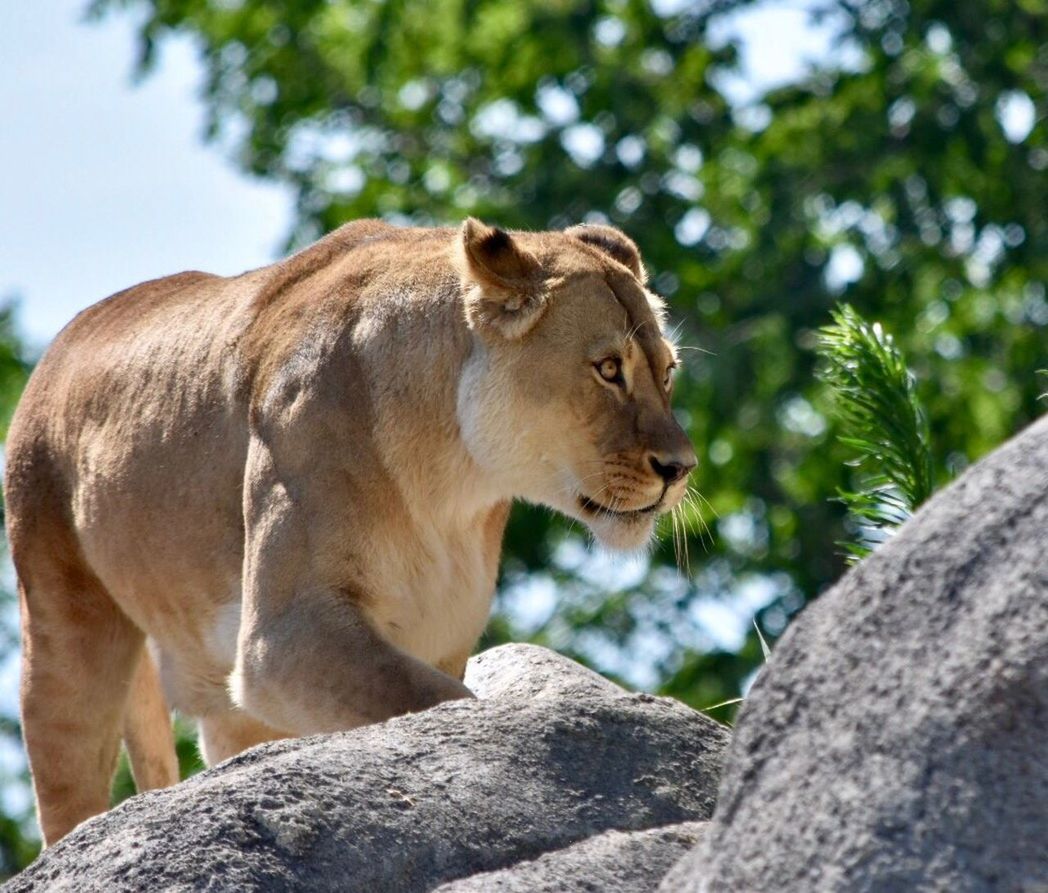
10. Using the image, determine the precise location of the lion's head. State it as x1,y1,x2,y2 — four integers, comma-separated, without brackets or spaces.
456,218,696,550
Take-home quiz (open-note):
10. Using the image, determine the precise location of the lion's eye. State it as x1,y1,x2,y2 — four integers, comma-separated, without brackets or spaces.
664,363,677,390
595,357,624,385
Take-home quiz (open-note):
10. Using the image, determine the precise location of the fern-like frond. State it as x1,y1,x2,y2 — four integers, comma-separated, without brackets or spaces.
817,304,934,561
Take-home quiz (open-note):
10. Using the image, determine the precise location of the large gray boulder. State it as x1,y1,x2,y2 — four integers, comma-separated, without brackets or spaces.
435,821,707,892
8,644,729,892
662,415,1048,892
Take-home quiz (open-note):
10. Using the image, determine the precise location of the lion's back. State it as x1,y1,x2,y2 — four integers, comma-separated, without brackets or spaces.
5,268,257,593
5,217,453,508
4,220,461,612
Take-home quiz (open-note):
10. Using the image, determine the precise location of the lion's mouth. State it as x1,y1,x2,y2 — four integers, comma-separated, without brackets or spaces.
578,492,663,519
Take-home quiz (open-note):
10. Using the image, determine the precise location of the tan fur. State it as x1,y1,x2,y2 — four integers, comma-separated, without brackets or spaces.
122,648,179,792
4,219,695,845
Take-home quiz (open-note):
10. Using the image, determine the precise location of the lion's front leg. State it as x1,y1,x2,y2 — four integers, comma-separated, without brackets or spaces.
230,434,473,737
436,649,474,682
231,590,474,735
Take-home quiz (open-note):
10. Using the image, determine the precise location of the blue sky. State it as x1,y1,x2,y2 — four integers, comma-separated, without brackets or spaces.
1,1,836,351
0,1,292,350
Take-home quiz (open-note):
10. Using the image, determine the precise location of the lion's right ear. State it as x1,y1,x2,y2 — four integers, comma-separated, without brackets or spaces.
458,218,547,339
565,224,646,282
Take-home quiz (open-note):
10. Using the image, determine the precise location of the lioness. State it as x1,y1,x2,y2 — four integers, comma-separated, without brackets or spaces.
5,219,695,844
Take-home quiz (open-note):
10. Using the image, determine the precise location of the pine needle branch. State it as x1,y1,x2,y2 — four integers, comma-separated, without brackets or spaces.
817,304,934,561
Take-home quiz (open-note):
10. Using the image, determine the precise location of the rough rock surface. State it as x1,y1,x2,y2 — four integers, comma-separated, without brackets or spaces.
435,821,707,892
8,644,729,892
463,642,619,701
662,415,1048,892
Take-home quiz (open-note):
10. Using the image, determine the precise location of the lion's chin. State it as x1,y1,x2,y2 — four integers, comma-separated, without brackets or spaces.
583,511,659,552
567,490,664,551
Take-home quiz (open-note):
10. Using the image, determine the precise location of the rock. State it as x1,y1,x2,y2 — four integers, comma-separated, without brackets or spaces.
464,642,621,701
657,840,707,892
662,416,1048,892
435,821,707,893
8,645,729,892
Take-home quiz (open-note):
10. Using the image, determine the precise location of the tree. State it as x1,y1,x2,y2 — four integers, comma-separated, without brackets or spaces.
84,0,1046,715
0,302,37,875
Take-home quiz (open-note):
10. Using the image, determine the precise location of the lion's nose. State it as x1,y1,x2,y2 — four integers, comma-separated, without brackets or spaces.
648,453,696,485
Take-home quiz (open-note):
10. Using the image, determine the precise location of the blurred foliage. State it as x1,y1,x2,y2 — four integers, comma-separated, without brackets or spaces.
82,0,1046,713
2,0,1047,870
817,303,934,560
110,716,207,806
0,302,37,876
0,307,32,444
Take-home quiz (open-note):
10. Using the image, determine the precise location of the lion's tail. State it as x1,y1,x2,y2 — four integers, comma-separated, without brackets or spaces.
122,647,180,794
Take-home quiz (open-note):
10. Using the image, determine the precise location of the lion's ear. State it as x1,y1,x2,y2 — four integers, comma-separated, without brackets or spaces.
459,218,547,339
566,224,646,282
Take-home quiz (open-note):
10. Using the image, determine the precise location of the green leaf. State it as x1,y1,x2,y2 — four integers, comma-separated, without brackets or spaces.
817,304,935,561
